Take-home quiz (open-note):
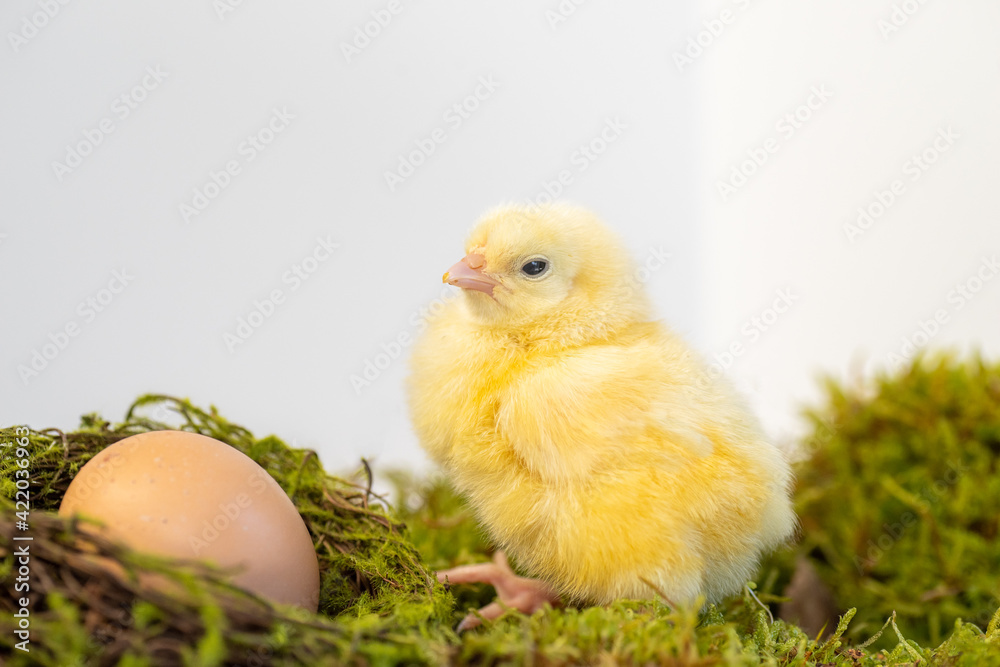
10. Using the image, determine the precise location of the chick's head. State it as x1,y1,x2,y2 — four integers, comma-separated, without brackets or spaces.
444,204,649,340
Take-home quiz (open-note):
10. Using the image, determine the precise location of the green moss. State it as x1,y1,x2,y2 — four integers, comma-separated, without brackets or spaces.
787,353,1000,647
2,387,1000,665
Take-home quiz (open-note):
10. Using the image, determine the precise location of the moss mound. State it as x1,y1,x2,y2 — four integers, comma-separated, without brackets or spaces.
789,353,1000,646
1,386,1000,665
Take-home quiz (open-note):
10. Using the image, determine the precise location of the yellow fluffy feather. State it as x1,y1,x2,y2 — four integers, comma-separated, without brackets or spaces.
408,203,795,608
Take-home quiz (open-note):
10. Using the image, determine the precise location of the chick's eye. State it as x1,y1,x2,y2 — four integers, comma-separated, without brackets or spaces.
521,259,548,277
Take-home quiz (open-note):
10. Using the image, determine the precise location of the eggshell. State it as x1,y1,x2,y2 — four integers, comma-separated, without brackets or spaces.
59,430,320,611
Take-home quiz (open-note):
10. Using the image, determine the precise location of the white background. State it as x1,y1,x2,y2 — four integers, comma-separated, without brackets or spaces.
2,0,998,475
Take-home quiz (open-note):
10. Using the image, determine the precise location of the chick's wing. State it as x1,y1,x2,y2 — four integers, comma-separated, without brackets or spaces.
497,336,712,483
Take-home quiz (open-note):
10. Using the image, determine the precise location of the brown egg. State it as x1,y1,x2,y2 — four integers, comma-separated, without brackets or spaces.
59,430,320,611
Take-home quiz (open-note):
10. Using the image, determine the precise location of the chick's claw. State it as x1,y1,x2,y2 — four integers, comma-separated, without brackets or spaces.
437,551,560,631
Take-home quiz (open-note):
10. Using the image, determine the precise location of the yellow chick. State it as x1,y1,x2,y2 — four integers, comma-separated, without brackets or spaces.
408,203,795,625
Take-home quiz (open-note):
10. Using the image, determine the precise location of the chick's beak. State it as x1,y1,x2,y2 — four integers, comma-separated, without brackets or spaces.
442,253,500,297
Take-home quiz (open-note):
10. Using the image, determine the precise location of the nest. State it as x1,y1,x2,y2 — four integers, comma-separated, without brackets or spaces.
0,395,448,665
0,498,351,665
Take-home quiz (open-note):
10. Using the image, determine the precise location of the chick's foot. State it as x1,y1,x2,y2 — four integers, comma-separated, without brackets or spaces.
437,550,560,631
